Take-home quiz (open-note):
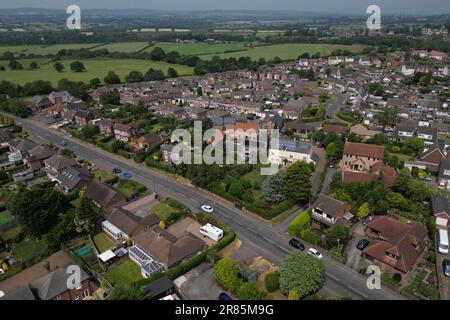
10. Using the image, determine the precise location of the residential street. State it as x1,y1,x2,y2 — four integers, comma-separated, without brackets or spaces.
13,114,407,300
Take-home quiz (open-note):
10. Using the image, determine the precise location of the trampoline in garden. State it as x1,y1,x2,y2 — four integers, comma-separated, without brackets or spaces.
74,245,92,258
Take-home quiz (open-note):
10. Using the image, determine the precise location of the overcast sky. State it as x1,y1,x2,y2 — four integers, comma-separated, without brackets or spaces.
0,0,449,14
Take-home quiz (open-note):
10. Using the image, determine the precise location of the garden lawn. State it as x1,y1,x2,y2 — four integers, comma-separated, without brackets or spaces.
0,58,194,85
0,225,21,241
103,259,142,287
0,210,14,224
150,201,176,222
202,43,366,61
114,179,147,197
93,169,115,182
13,238,48,262
93,233,115,252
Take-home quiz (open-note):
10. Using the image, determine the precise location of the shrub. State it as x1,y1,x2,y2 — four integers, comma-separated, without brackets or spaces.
279,252,326,298
264,271,280,293
299,228,320,245
235,282,270,300
214,258,240,290
287,211,311,237
117,149,130,159
326,225,350,248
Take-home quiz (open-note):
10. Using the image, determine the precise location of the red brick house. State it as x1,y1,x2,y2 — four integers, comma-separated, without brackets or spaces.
114,123,141,143
418,145,445,173
341,142,385,172
323,124,349,135
98,119,115,136
74,110,94,127
363,216,427,279
342,161,396,188
0,251,92,300
137,133,163,151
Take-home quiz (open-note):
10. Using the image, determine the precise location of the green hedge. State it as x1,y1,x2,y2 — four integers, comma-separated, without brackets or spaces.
134,226,236,288
117,149,130,159
299,228,320,245
287,211,311,237
145,157,176,174
244,199,296,220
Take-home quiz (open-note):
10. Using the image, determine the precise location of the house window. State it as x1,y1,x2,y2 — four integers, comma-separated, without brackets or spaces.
55,295,62,300
82,288,90,299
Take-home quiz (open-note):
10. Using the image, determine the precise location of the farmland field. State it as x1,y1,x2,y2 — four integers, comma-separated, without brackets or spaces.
0,58,194,85
202,43,366,61
0,43,102,56
94,42,150,53
145,42,249,56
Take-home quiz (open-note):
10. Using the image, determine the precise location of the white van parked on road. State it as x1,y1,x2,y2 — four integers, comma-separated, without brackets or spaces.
438,229,449,255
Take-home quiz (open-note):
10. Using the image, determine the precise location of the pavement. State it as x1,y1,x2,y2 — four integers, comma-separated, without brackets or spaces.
12,114,408,300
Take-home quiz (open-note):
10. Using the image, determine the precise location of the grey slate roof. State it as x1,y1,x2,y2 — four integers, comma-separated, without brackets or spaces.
432,194,450,216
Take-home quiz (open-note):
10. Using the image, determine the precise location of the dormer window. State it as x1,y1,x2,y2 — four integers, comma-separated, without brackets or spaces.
385,252,399,261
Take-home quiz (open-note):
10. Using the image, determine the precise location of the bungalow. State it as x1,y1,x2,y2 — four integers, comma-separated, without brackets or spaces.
130,226,205,278
311,194,353,228
102,207,159,240
322,124,349,136
394,123,416,141
431,194,450,228
8,138,38,163
342,162,396,188
85,179,127,209
349,124,379,141
284,121,315,139
417,126,437,145
54,167,92,192
363,216,427,279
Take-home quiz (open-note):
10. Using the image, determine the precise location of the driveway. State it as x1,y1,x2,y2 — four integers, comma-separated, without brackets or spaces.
176,262,223,300
344,222,369,272
435,232,450,300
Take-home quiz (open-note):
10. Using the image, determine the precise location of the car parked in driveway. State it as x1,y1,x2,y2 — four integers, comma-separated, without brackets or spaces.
443,260,450,277
307,248,323,259
356,239,370,251
289,239,305,251
218,292,232,300
201,205,214,214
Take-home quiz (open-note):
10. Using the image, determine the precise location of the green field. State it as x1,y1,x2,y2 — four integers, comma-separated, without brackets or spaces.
202,43,366,61
0,43,102,56
150,201,176,222
94,42,150,53
114,179,147,197
145,42,249,56
103,259,142,286
0,58,194,85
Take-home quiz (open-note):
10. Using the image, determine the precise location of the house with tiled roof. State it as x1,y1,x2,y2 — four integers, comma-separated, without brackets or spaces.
431,194,450,228
85,179,127,209
341,142,385,172
311,194,353,228
362,216,427,279
342,161,396,188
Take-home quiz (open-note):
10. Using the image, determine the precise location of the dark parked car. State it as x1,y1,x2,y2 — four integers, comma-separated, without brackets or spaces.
112,167,122,174
127,192,140,202
289,239,305,251
356,239,370,251
443,259,450,277
218,292,232,300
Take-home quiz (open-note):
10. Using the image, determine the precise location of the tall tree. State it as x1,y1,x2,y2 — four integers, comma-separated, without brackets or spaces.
283,161,313,203
6,183,69,238
262,171,286,203
53,62,65,73
70,61,85,72
74,196,102,235
104,71,121,84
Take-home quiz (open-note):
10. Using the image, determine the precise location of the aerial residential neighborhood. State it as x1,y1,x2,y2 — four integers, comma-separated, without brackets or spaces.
0,1,448,313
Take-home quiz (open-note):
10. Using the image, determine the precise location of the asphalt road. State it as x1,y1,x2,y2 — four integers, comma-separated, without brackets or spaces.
14,115,407,300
